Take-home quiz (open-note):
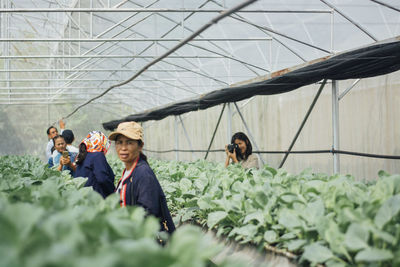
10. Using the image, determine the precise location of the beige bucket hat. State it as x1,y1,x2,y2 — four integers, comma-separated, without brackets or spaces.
108,121,144,141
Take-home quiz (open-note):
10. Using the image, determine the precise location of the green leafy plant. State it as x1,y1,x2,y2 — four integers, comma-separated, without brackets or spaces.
134,158,400,266
0,155,239,267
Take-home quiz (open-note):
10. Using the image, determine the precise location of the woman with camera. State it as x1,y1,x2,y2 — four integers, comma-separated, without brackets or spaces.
48,135,76,175
74,131,115,198
225,132,260,169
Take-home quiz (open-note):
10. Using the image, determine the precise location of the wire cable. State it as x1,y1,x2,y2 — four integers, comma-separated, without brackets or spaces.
143,148,400,160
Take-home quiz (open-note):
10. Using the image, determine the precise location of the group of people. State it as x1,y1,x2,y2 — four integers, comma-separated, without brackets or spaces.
45,120,259,236
45,121,175,235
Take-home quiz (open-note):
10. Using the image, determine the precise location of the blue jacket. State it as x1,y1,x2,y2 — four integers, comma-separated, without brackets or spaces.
48,151,76,176
118,157,175,234
75,152,115,198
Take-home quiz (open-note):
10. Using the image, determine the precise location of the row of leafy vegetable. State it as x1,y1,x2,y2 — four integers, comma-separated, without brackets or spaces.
0,155,240,267
127,158,400,267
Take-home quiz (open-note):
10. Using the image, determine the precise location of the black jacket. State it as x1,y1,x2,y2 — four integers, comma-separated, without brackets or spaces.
75,152,115,198
117,157,175,234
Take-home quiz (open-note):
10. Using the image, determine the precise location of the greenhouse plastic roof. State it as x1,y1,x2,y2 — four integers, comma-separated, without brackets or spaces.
102,40,400,129
0,0,399,117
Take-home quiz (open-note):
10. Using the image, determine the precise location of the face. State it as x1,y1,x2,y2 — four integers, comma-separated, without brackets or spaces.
115,135,142,165
48,127,58,139
234,139,247,155
54,137,66,153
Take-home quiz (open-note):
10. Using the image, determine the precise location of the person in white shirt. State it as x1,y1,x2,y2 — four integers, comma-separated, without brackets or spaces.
61,129,79,154
45,120,65,160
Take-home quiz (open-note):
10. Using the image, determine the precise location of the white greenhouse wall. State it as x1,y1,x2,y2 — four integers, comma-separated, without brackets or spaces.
143,70,400,181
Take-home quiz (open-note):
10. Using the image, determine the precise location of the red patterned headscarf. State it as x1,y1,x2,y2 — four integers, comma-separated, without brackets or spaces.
81,131,111,154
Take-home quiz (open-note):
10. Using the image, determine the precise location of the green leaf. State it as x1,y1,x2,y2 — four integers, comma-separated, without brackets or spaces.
243,210,264,225
369,226,396,245
193,178,208,192
287,239,307,252
301,198,324,225
197,195,212,210
280,232,297,240
302,243,334,263
168,225,221,265
355,248,394,262
263,166,277,176
230,224,258,239
207,211,228,229
374,195,400,229
179,178,192,192
4,203,44,241
278,209,303,229
263,230,278,243
344,223,369,251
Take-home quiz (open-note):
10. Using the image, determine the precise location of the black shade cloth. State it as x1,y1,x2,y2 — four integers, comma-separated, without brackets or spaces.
103,41,400,130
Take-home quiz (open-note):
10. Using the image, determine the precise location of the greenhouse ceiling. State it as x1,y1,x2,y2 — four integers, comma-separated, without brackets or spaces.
0,0,399,116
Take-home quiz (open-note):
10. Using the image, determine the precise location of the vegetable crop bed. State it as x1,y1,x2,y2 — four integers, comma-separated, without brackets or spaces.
137,158,400,267
0,155,239,267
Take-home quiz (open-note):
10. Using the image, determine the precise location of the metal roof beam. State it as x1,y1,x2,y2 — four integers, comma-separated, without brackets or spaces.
230,14,331,54
151,2,263,77
0,78,174,82
62,0,259,119
208,0,306,63
187,43,269,72
0,37,272,42
320,0,378,42
0,84,221,90
0,68,188,72
0,55,224,59
0,8,332,13
370,0,400,13
55,1,226,97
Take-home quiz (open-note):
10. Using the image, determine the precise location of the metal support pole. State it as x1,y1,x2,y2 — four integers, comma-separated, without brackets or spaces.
227,102,232,142
332,80,340,173
233,102,265,166
330,8,334,53
175,116,179,161
279,79,327,168
205,103,226,160
90,0,93,38
338,79,360,101
179,115,195,158
5,0,10,104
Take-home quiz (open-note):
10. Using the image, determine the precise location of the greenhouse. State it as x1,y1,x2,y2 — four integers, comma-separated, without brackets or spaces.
0,0,399,266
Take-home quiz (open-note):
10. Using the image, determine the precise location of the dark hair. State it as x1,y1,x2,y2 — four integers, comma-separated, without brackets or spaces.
52,135,65,144
47,126,57,135
231,132,252,161
75,143,87,165
115,134,147,163
137,140,148,163
51,135,66,154
61,129,74,144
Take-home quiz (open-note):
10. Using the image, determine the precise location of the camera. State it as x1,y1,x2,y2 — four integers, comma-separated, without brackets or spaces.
62,151,69,158
227,143,239,154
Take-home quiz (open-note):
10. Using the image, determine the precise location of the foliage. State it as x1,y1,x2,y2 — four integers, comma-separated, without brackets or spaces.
0,155,238,267
133,158,400,267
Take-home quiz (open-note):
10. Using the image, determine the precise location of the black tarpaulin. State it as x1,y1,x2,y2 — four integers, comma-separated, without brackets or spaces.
103,40,400,130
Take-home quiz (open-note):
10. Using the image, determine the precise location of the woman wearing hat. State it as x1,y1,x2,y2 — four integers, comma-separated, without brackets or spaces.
75,131,115,198
109,121,175,234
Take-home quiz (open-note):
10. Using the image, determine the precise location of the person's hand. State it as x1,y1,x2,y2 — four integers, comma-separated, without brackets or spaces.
225,145,233,158
60,155,70,166
225,145,237,160
230,148,238,162
59,119,65,129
